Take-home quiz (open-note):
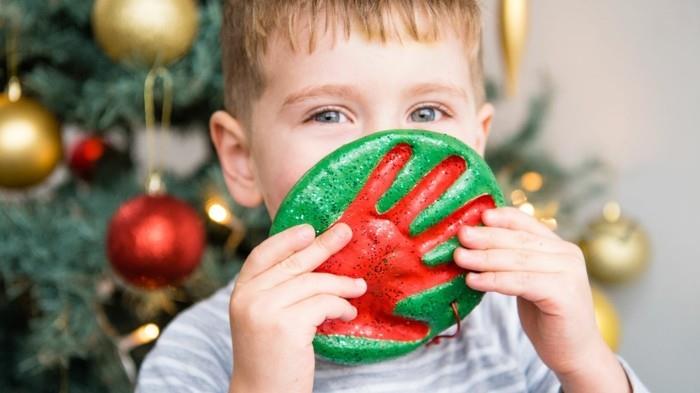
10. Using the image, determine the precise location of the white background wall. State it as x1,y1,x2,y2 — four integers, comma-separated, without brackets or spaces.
481,1,700,391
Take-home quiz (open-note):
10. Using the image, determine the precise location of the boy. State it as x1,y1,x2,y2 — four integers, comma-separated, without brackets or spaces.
137,1,648,392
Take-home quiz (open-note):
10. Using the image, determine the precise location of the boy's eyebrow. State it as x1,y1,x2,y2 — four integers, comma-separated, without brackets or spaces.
281,82,470,108
404,82,470,101
281,84,360,108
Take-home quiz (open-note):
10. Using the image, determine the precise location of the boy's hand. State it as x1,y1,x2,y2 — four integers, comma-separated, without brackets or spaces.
454,207,631,393
228,222,366,393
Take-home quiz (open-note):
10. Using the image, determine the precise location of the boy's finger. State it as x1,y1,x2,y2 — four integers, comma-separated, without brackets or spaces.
286,294,358,327
264,272,366,309
454,247,573,273
465,271,554,304
458,226,576,254
482,207,559,239
255,223,352,289
237,223,316,284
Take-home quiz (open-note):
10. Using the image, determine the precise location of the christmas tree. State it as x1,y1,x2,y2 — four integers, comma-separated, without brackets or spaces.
1,1,634,392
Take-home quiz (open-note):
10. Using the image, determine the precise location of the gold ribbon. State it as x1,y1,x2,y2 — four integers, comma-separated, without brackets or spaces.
143,66,173,194
3,12,22,101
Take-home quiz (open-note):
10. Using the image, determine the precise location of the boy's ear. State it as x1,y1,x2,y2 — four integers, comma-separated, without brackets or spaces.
474,103,494,155
209,110,263,208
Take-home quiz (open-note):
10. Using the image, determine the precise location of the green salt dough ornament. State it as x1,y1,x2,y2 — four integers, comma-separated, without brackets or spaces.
269,129,505,364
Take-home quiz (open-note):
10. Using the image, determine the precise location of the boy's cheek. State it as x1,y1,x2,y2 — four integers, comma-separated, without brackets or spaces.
266,140,341,190
266,174,298,217
263,159,319,217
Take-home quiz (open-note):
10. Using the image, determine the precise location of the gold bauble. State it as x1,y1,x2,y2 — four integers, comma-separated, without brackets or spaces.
92,0,199,67
579,209,651,284
499,0,528,96
591,287,621,351
0,94,63,189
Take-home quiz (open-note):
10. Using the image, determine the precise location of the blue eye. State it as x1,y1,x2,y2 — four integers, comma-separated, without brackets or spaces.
410,106,444,122
311,109,348,123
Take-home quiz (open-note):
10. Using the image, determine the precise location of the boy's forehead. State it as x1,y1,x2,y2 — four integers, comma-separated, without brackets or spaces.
259,2,480,97
257,25,475,111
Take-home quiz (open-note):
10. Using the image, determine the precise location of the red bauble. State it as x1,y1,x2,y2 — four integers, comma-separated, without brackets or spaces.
106,194,206,289
69,136,107,180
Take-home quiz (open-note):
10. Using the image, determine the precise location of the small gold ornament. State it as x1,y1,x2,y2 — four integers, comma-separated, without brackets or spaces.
92,0,199,67
591,286,621,351
579,202,651,284
0,86,62,189
499,0,528,96
0,14,62,189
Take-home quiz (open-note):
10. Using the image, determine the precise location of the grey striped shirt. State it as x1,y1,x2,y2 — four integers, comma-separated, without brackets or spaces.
136,276,648,392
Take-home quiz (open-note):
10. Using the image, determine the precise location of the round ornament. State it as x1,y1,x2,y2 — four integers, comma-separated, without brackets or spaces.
92,0,199,67
270,130,505,364
69,135,107,180
0,93,62,189
591,287,621,351
579,208,650,284
106,194,206,289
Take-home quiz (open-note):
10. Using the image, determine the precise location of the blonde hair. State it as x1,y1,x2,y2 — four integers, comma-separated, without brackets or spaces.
221,0,484,127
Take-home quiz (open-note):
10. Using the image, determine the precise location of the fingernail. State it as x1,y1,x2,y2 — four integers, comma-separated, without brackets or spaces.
469,272,481,281
354,278,366,289
297,224,315,240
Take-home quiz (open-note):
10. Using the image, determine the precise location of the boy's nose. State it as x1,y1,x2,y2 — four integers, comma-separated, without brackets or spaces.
365,112,403,134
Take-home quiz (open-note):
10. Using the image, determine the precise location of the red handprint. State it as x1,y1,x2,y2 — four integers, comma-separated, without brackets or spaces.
315,143,496,342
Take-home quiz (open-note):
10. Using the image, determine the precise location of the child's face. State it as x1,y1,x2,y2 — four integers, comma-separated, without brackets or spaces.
211,24,494,219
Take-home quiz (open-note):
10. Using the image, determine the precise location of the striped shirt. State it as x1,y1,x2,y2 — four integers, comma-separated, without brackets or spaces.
136,276,648,392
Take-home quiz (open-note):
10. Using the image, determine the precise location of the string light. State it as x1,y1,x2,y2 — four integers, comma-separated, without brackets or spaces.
519,202,535,216
510,189,527,205
540,217,557,230
135,323,160,344
118,322,160,353
115,322,160,383
520,171,543,192
206,200,232,225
